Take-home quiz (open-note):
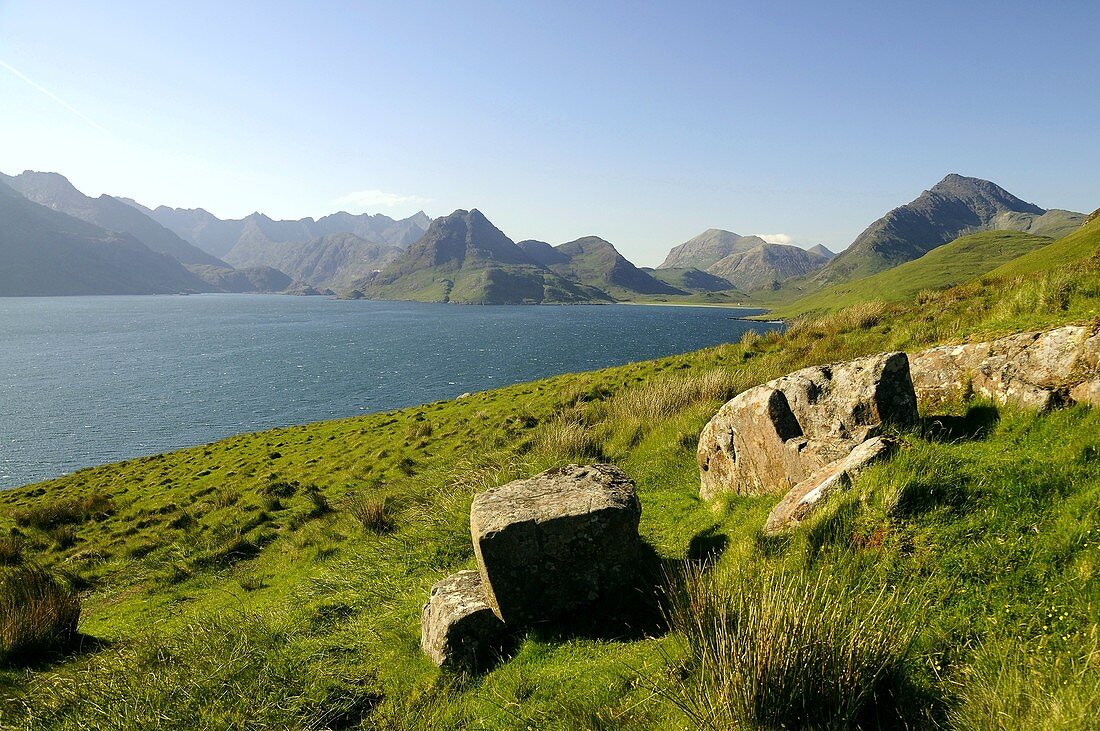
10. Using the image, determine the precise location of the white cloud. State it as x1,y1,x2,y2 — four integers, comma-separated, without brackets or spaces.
754,232,793,245
335,189,429,210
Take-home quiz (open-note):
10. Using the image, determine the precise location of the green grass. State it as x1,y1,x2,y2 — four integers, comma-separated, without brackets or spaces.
769,230,1053,318
0,252,1098,728
989,213,1100,278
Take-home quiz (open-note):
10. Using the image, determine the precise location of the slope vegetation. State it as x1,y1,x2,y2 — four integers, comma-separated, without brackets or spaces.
2,237,1098,728
357,209,610,304
989,211,1100,278
771,230,1055,317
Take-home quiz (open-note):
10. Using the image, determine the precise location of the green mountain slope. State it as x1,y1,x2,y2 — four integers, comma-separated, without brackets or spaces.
646,267,740,293
988,211,1100,278
546,236,686,298
772,230,1055,317
184,265,294,293
809,174,1066,288
0,181,215,296
1,171,228,268
356,209,611,304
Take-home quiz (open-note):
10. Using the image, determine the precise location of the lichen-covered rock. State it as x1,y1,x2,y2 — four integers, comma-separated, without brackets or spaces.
421,570,508,670
763,436,895,535
470,464,641,625
697,352,917,500
909,325,1100,410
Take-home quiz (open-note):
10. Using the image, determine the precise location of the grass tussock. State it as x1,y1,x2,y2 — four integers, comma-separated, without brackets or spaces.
0,565,82,664
346,494,394,533
608,369,741,422
13,492,115,530
0,535,24,565
662,562,921,729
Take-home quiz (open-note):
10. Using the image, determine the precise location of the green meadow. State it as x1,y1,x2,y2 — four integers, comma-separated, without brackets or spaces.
1,221,1099,729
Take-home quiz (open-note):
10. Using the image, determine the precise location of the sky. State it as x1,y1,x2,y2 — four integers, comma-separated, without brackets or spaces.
1,1,1097,266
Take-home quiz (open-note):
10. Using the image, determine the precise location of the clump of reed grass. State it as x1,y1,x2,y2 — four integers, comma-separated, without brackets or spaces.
660,562,919,729
0,535,24,565
346,494,394,533
0,565,82,664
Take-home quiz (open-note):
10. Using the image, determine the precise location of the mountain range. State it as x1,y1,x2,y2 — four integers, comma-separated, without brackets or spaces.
0,178,215,296
0,169,1089,305
655,228,836,291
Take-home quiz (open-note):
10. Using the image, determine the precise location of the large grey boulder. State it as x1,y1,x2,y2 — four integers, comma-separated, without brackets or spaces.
909,325,1100,410
763,436,895,535
470,464,641,625
421,570,508,670
698,352,918,500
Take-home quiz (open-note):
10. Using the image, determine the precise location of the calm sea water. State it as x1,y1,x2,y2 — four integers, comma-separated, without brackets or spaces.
0,295,778,489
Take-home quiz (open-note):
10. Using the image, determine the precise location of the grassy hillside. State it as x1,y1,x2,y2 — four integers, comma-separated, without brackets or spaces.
988,213,1100,278
1,250,1099,728
769,230,1054,318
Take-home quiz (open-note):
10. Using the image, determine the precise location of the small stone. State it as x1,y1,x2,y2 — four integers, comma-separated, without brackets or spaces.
421,570,507,671
763,436,896,535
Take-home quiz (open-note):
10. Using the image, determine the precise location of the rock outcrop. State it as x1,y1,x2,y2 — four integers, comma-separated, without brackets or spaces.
421,464,643,669
697,352,918,500
470,464,641,624
421,570,508,671
909,325,1100,410
763,436,895,535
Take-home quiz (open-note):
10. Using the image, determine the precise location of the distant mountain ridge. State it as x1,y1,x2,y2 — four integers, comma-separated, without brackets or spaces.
709,243,832,291
1,171,228,268
132,202,431,261
0,179,216,296
658,229,767,270
656,228,833,291
811,173,1085,287
355,210,697,304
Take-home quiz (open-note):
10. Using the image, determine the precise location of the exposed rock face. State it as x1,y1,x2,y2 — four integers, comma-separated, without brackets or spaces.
909,325,1100,410
470,464,641,624
763,437,895,535
698,352,918,500
421,570,508,670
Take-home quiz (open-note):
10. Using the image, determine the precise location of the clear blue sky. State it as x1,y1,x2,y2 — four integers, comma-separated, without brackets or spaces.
1,1,1097,265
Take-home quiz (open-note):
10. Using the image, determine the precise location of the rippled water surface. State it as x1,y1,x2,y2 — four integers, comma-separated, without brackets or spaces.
0,295,778,488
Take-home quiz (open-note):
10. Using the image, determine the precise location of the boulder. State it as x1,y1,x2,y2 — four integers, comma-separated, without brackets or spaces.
470,464,641,625
909,325,1100,410
697,352,918,500
421,570,508,670
763,436,895,535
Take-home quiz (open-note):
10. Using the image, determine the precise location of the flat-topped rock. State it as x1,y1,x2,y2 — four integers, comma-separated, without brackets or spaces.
698,352,917,500
470,464,641,624
763,436,896,535
909,325,1100,410
421,570,508,671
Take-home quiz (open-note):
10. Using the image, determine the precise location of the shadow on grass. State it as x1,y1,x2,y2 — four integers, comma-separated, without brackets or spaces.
920,404,1000,443
687,524,728,565
524,541,672,647
2,631,112,672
